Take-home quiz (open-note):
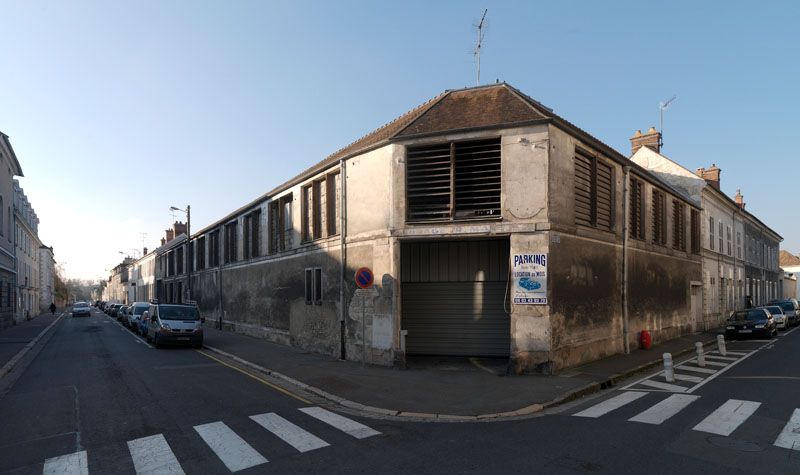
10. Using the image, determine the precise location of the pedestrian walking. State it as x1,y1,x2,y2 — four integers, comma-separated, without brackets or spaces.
49,303,56,315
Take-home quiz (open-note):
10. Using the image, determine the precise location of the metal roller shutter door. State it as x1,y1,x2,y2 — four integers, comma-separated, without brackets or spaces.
401,239,510,357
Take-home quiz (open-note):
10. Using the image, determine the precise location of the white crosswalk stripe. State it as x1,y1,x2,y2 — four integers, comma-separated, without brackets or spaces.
671,373,703,383
299,407,381,439
127,434,185,474
692,399,761,436
704,355,738,361
628,394,699,425
676,365,717,374
194,421,268,472
250,412,330,452
573,391,647,418
700,360,728,367
43,450,88,475
774,408,800,451
639,380,687,392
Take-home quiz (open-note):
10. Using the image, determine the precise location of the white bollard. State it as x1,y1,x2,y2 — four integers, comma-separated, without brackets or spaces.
663,352,675,382
696,342,706,367
717,334,727,356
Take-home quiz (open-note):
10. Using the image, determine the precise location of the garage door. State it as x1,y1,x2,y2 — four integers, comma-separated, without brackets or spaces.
401,239,510,357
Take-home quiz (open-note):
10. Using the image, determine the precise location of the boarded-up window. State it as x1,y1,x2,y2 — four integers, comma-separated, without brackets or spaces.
629,177,644,240
673,200,686,251
574,148,615,231
302,173,339,242
652,189,667,245
326,172,340,236
176,245,184,275
269,194,293,253
224,221,237,263
406,138,501,221
243,209,261,259
209,230,220,267
691,209,701,254
196,236,206,270
301,184,312,242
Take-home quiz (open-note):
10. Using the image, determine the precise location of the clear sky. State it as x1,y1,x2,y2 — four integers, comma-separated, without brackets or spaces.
1,0,797,280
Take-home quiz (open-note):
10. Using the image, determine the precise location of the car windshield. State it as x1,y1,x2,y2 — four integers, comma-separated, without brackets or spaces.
763,306,782,315
779,302,794,311
74,302,88,308
159,305,200,321
730,309,767,322
132,305,149,315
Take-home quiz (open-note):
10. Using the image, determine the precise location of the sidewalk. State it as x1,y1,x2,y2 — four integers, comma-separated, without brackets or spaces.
0,312,62,370
202,326,721,418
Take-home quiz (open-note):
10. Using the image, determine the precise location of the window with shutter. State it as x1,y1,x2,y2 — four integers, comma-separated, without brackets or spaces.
672,201,686,251
652,189,667,245
691,209,701,254
574,148,614,231
629,177,644,240
574,150,593,226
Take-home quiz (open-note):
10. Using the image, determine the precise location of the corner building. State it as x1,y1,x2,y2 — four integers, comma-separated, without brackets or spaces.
177,84,702,373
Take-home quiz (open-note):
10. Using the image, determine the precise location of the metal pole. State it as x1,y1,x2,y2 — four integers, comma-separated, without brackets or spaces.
339,158,348,360
361,292,366,367
622,166,631,354
187,205,191,301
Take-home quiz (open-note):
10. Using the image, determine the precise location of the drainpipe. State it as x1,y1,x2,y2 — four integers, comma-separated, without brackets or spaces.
339,158,348,360
622,166,631,354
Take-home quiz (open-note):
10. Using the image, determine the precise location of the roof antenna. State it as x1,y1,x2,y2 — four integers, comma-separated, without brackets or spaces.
474,9,487,86
658,95,677,149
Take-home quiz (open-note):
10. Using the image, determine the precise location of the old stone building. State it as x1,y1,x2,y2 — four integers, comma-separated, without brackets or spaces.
14,179,41,322
38,245,55,311
153,83,707,373
0,133,22,329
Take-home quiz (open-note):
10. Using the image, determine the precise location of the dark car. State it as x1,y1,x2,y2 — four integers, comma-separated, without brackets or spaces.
71,301,91,317
725,308,777,339
109,304,123,319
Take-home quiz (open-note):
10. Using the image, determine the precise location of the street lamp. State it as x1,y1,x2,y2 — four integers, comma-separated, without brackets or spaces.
170,205,191,301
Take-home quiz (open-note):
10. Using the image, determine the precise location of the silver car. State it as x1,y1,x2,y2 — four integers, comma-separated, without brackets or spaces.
760,305,788,330
145,302,204,348
126,302,151,335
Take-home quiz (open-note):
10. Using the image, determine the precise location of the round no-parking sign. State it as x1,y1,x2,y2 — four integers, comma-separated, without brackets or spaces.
355,267,374,289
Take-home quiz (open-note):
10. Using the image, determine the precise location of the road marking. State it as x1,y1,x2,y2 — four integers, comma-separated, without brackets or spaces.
700,360,728,367
676,365,717,374
692,399,761,436
714,350,746,356
43,450,88,475
672,373,703,383
195,350,311,404
573,391,648,418
127,434,185,474
703,355,738,361
250,413,330,452
629,394,700,425
774,408,800,451
194,421,268,472
299,407,381,439
639,380,687,392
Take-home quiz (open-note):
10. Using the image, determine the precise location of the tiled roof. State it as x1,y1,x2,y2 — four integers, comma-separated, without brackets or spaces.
780,250,800,267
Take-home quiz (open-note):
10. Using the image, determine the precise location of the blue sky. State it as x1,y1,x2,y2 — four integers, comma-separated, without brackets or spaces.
1,0,797,280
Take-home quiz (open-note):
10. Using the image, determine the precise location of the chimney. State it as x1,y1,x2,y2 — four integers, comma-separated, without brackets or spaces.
630,126,661,155
165,228,175,242
160,237,166,246
696,163,721,190
143,247,148,256
173,221,187,237
735,189,745,210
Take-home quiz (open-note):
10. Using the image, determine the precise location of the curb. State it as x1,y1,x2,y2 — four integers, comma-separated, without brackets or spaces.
0,313,64,380
203,335,720,422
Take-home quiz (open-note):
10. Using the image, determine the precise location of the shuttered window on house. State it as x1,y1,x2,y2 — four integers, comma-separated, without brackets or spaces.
691,209,701,254
574,148,615,231
652,189,667,245
672,200,686,251
406,138,501,222
629,177,644,240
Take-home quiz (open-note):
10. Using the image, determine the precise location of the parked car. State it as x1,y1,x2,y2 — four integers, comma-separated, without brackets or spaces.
109,304,123,318
118,305,130,324
145,301,204,349
760,305,788,330
725,308,777,339
768,300,798,327
71,301,91,317
127,302,150,335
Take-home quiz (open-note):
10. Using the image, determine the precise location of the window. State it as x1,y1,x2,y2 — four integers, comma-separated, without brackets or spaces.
176,246,184,275
709,217,714,251
652,189,666,245
691,209,701,254
736,231,742,259
303,173,341,242
726,226,732,256
718,222,723,253
196,236,206,271
244,209,261,259
406,138,501,222
574,148,615,231
629,177,644,240
224,221,238,264
326,172,340,236
209,230,220,267
672,200,686,251
304,267,323,305
168,251,175,276
269,194,293,253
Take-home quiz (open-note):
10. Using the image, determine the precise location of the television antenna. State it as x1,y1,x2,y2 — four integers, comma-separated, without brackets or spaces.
658,95,677,149
139,232,147,251
474,9,488,86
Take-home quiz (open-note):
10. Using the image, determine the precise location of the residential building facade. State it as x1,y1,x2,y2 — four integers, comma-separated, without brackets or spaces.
0,133,22,329
130,248,155,303
13,179,40,322
39,245,55,311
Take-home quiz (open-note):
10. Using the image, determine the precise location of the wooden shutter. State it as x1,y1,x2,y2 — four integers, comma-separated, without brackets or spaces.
629,178,644,239
596,160,614,230
574,150,593,226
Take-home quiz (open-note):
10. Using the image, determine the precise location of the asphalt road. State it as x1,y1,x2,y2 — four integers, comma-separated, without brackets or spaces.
1,307,798,474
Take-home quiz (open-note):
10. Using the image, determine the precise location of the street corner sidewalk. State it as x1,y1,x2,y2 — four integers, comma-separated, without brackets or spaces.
0,311,63,375
201,326,722,421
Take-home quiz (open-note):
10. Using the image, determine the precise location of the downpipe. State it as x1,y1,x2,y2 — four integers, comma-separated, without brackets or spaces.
339,157,348,360
622,166,631,354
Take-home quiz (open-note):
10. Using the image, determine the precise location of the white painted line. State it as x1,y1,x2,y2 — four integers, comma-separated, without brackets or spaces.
629,394,700,425
712,350,746,356
688,340,776,393
250,413,330,452
639,380,688,392
43,450,88,475
573,391,648,418
194,421,268,472
701,360,728,367
692,399,761,436
128,434,185,474
672,373,703,383
676,365,717,375
774,408,800,451
299,407,381,439
704,355,738,361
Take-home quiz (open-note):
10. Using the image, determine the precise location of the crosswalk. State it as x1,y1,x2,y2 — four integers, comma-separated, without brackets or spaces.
41,406,380,474
572,391,800,452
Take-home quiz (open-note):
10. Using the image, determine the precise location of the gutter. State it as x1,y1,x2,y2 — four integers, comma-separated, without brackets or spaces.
622,166,631,354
